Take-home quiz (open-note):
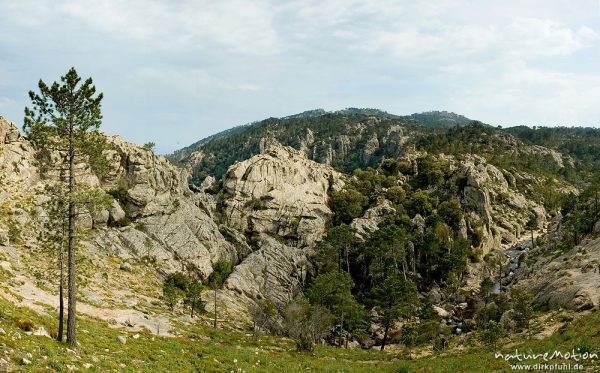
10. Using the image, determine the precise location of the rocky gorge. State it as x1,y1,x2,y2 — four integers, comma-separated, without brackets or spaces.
0,110,576,319
1,109,600,360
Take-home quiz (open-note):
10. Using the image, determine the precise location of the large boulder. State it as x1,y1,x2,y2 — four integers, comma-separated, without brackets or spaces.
102,135,189,218
220,142,343,246
224,234,309,307
216,234,310,323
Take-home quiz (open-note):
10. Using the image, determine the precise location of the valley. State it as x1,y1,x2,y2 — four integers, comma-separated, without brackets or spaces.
1,108,600,372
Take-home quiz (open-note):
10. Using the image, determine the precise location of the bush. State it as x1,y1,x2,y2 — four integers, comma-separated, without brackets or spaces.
329,189,369,224
480,320,504,349
109,215,131,228
16,319,34,331
108,180,129,205
283,299,333,352
142,142,155,151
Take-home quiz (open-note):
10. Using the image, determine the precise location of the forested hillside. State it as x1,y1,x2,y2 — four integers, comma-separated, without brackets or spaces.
169,110,596,191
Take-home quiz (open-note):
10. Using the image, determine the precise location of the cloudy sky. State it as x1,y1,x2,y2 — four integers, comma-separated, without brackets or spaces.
1,1,599,153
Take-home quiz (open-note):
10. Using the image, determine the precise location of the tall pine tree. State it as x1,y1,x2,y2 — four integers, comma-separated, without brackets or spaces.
24,67,110,346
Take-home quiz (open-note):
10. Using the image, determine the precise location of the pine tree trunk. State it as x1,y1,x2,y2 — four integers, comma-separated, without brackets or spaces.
411,245,416,274
58,246,64,342
530,229,534,250
345,246,350,274
213,288,217,328
66,126,77,347
380,321,389,351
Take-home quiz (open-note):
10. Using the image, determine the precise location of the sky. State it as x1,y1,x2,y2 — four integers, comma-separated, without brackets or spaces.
1,1,600,154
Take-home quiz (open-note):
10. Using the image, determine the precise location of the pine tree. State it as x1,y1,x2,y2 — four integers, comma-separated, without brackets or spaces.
24,67,110,346
371,273,419,351
208,260,232,328
39,184,68,341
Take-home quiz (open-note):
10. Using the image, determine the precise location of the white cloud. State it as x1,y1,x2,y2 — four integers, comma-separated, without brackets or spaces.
357,17,597,61
56,0,281,54
448,65,600,125
235,84,262,92
0,0,599,151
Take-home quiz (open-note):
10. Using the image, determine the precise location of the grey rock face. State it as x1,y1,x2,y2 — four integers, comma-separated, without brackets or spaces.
362,133,380,163
351,199,396,240
0,116,21,144
0,116,38,185
459,155,546,254
102,135,189,218
520,236,600,311
224,234,309,308
109,200,126,223
220,143,343,246
95,197,238,279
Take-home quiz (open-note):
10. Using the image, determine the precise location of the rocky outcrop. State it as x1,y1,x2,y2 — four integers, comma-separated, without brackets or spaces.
362,133,379,163
0,116,38,185
0,117,39,246
102,135,189,218
224,234,308,307
519,236,600,311
459,155,546,253
94,196,239,278
1,116,21,144
220,142,343,246
350,199,396,240
0,116,240,281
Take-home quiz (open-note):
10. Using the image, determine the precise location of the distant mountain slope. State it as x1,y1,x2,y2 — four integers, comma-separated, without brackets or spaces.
168,109,588,190
505,125,600,173
408,111,477,127
168,109,488,183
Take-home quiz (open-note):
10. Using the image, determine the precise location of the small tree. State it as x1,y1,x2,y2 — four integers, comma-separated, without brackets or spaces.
329,189,368,224
511,288,534,336
184,278,205,318
163,282,183,312
480,277,494,306
526,213,538,250
163,272,189,312
371,273,419,350
249,299,279,343
38,184,68,342
142,142,155,152
480,320,504,350
306,271,368,346
208,260,232,328
283,298,333,352
323,225,355,273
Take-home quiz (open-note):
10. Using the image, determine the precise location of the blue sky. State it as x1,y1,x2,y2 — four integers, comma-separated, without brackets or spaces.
1,1,600,154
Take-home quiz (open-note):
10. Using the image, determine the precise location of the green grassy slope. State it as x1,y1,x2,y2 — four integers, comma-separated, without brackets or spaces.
1,297,598,372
